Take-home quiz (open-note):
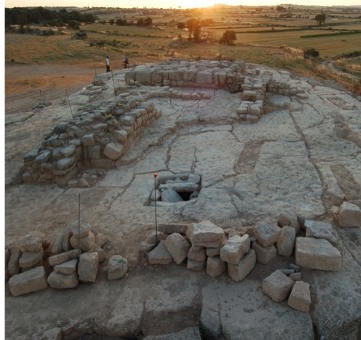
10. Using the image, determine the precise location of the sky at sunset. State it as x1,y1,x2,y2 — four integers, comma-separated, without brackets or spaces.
4,0,361,8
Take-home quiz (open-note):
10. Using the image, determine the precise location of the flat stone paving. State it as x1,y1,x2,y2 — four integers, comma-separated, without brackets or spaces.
5,61,361,339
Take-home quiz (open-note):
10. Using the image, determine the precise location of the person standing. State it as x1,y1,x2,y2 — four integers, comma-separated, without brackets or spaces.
122,54,128,69
105,55,111,72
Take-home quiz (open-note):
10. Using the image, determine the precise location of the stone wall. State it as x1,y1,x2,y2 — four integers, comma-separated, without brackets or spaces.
21,97,160,187
20,60,306,187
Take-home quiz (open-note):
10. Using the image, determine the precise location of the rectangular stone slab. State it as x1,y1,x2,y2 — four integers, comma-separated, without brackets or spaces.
295,237,342,271
9,266,48,296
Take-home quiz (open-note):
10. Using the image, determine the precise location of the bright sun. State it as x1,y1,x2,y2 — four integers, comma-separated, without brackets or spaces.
178,0,217,8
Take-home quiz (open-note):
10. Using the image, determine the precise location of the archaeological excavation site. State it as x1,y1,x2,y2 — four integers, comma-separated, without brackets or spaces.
5,60,361,339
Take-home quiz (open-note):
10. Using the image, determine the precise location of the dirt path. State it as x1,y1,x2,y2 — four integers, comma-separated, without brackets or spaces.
5,63,99,114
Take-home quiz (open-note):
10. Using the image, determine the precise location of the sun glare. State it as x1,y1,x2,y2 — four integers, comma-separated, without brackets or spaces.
178,0,217,8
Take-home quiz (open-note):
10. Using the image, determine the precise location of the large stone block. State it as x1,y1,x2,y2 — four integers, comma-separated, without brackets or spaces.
288,281,311,312
47,271,79,289
19,249,44,269
304,220,336,245
339,202,361,227
54,259,78,275
70,230,96,252
48,249,81,267
252,241,277,264
278,212,300,234
196,71,213,84
187,221,226,248
254,223,281,247
104,142,124,161
228,249,256,282
164,233,190,265
9,266,48,296
220,234,250,265
107,255,128,280
187,259,205,272
8,247,22,276
20,233,44,253
188,245,206,262
262,270,294,303
277,226,296,257
78,252,99,283
148,241,173,265
295,237,342,271
206,256,226,278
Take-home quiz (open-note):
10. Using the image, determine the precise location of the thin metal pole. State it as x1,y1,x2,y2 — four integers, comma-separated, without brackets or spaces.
154,173,158,245
65,89,74,120
78,193,81,250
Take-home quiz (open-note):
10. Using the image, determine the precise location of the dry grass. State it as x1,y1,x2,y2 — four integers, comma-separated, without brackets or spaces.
5,5,361,96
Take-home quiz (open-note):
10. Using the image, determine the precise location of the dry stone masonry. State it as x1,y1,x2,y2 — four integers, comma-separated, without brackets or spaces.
6,222,128,296
20,60,307,187
5,59,361,339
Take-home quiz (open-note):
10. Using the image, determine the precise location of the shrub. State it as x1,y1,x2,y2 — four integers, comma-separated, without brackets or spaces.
304,48,320,59
219,30,237,45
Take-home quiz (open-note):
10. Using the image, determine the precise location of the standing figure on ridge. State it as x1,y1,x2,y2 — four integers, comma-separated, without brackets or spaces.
105,55,111,72
122,53,128,69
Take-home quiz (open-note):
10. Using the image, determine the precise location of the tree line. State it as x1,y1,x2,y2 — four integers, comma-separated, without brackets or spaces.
5,7,97,27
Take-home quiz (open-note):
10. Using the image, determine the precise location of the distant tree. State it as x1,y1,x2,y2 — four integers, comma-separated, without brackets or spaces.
186,18,199,40
276,5,286,12
109,19,114,25
219,30,237,45
315,13,326,25
136,18,144,26
116,18,127,26
144,17,152,26
177,22,186,29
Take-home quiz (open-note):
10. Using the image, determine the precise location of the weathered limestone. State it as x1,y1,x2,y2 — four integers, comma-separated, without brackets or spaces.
206,256,226,278
54,259,78,275
188,245,206,262
78,252,99,283
9,266,48,296
304,220,336,245
220,234,250,265
47,271,79,289
20,233,44,253
8,247,22,277
19,249,44,269
187,221,226,248
21,100,160,186
295,237,342,271
69,230,96,252
288,281,311,312
187,259,205,272
278,212,301,234
252,241,277,264
228,249,256,282
48,249,81,267
104,142,124,161
164,233,190,265
262,270,294,302
107,255,128,280
254,223,282,247
339,202,361,227
147,241,173,265
276,226,296,257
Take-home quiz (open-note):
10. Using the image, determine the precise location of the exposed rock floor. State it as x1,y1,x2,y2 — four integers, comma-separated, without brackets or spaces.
5,61,361,339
